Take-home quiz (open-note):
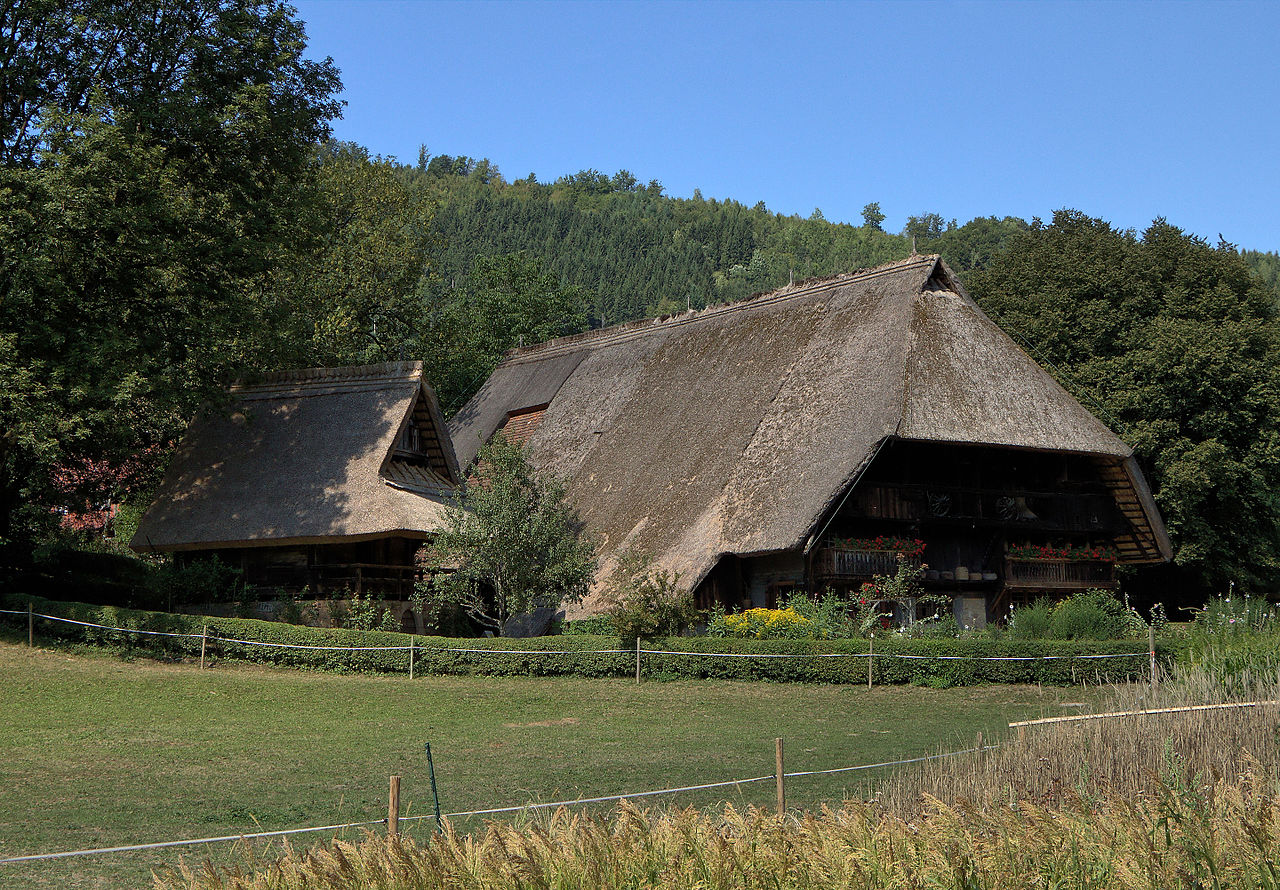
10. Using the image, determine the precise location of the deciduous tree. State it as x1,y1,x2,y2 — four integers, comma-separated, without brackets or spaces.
423,435,596,635
0,1,342,565
969,211,1280,591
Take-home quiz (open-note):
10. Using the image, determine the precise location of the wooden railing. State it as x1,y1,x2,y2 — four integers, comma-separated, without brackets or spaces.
816,548,918,579
249,563,419,598
850,484,1120,532
1004,558,1116,590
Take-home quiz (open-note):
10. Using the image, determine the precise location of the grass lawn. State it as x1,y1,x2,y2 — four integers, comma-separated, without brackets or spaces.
0,638,1108,889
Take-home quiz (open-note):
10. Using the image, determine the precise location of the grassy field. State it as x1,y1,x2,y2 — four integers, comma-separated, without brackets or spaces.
0,639,1107,890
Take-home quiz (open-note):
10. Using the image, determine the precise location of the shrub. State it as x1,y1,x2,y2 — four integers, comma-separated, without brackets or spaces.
558,615,613,635
1007,599,1054,640
599,550,699,643
784,591,856,638
341,591,399,632
1048,590,1130,641
150,555,243,607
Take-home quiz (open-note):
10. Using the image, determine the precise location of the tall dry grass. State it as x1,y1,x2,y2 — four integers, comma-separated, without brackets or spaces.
156,785,1280,890
872,664,1280,816
157,663,1280,889
872,671,1280,816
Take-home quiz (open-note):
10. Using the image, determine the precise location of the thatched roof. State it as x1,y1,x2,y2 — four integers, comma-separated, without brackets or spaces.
450,256,1171,595
132,362,459,552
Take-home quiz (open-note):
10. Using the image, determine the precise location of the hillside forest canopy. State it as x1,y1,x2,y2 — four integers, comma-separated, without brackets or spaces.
2,1,1279,600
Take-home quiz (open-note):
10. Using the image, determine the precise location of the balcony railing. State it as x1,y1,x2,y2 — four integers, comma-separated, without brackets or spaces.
816,547,918,580
1004,558,1116,590
248,562,420,598
850,484,1121,533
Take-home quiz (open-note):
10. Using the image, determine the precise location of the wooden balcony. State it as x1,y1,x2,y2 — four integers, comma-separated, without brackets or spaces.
851,483,1122,533
815,547,919,580
248,562,420,598
1003,558,1116,591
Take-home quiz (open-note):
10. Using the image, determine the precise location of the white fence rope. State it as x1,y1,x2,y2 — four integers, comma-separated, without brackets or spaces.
9,609,1151,662
2,742,1005,864
1009,700,1280,728
782,744,998,778
412,774,778,821
640,648,1147,662
0,818,388,864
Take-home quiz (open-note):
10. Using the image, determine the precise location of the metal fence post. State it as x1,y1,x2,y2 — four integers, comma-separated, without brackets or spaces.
425,743,443,833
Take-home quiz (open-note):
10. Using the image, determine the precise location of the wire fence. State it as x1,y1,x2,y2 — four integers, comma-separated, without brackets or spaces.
0,743,996,865
3,608,1150,664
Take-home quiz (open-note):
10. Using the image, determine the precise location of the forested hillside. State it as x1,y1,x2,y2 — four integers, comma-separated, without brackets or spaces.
404,154,1030,326
405,152,1279,329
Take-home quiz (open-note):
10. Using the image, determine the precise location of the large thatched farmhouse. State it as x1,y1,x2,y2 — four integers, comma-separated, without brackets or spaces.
451,255,1171,624
131,362,459,599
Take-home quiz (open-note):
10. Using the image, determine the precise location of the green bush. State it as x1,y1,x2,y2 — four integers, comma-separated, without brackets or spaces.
151,555,244,607
786,592,857,638
598,550,700,644
2,593,1168,685
1007,599,1055,640
558,615,614,635
1048,590,1131,641
1009,591,1147,642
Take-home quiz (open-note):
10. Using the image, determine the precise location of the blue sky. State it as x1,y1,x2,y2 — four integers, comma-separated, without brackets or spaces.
294,0,1280,251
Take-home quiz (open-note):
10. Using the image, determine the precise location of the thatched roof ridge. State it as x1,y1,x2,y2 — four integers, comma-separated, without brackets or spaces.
132,361,458,553
500,258,934,366
451,255,1170,602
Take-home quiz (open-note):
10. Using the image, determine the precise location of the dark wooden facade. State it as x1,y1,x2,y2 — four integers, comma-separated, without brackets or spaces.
703,439,1133,623
182,536,425,599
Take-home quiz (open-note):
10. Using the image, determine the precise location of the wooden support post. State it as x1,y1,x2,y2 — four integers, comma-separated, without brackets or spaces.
867,634,873,690
388,775,401,837
975,730,983,754
1017,725,1026,745
635,637,641,685
409,636,415,681
1149,625,1157,691
28,602,33,648
774,738,785,815
200,625,208,670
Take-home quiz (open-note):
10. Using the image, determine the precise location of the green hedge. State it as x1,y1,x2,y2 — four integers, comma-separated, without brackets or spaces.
2,594,1172,685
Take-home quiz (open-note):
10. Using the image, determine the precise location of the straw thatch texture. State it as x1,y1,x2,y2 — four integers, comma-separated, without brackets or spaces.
132,362,459,552
451,257,1170,597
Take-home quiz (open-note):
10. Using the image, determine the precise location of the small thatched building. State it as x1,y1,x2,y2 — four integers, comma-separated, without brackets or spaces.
132,361,459,598
451,255,1170,624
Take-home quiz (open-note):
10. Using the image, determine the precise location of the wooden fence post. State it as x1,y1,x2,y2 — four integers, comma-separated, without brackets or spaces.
867,633,873,690
635,637,641,685
388,775,400,837
199,625,208,670
775,737,785,815
409,636,415,681
28,602,33,648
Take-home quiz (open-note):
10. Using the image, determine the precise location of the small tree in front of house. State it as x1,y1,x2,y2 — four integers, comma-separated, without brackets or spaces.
421,435,595,635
